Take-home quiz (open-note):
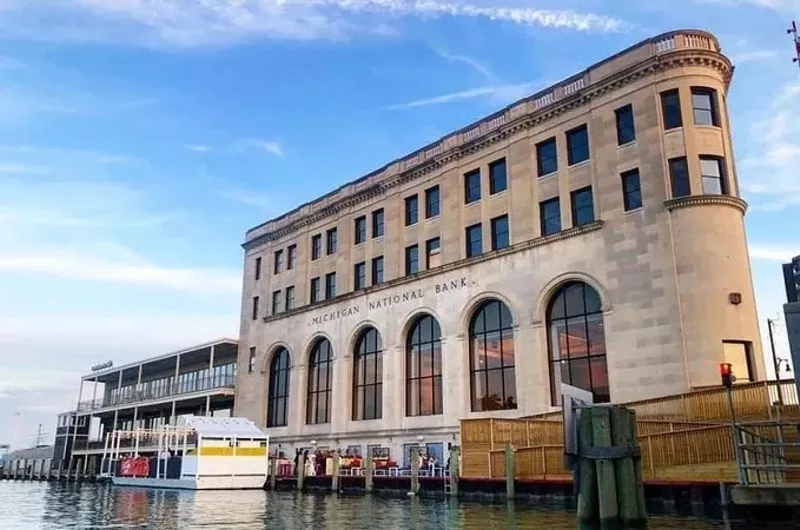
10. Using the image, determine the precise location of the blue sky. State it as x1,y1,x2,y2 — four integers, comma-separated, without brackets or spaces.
0,0,798,446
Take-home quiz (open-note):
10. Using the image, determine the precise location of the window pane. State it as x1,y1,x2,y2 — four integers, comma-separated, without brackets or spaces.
570,358,592,393
567,125,590,165
616,105,636,145
472,372,486,411
661,89,683,129
537,138,558,176
501,329,515,365
408,380,420,416
490,159,507,194
669,158,691,198
484,330,503,369
565,316,589,358
503,370,517,409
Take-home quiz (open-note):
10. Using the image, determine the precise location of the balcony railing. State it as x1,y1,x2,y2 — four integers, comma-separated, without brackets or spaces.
77,374,236,412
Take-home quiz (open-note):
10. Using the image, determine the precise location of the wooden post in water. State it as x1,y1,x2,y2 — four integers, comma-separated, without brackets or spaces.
296,452,306,492
269,457,277,491
448,446,460,497
365,453,374,493
504,444,516,499
577,405,647,528
410,449,420,495
331,453,340,493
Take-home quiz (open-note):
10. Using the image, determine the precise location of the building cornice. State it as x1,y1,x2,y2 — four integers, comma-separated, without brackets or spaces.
261,221,604,324
243,31,729,251
664,195,748,214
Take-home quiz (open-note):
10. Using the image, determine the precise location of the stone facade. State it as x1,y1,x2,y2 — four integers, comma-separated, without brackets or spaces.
234,30,764,462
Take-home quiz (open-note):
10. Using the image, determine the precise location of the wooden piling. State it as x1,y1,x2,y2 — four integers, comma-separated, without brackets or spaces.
410,449,420,495
365,453,374,493
591,406,619,524
504,444,516,499
448,446,460,497
269,458,277,491
629,410,647,523
577,407,598,523
296,452,306,492
331,453,340,493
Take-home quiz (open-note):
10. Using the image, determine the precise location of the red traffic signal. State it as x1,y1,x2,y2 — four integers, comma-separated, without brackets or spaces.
720,362,734,388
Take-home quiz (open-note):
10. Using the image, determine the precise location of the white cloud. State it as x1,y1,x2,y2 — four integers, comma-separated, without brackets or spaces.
432,48,497,82
739,81,800,211
0,0,626,47
729,49,779,64
234,138,284,156
184,144,212,152
749,243,799,261
0,247,241,294
387,81,541,109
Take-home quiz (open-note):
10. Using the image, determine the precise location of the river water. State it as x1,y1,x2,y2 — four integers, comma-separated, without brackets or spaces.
0,481,763,529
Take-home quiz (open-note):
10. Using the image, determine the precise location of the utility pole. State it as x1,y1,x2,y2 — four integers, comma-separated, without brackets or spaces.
768,318,784,406
788,21,800,69
35,424,43,447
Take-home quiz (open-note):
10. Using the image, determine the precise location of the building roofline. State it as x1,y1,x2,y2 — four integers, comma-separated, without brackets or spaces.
81,337,239,381
243,29,721,242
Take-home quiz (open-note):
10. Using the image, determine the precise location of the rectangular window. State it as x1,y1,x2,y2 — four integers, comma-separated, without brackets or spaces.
536,137,558,177
621,169,643,211
615,104,636,145
404,195,419,226
354,216,367,244
661,89,683,130
252,296,260,320
371,256,384,285
490,215,510,250
287,244,297,270
426,237,441,269
271,290,282,314
489,158,507,194
571,187,595,227
273,250,283,274
540,197,561,236
425,186,440,218
254,257,262,281
310,277,320,304
405,245,419,276
465,223,482,258
326,227,337,255
464,169,481,204
354,262,366,290
325,272,336,299
248,347,256,373
700,156,727,195
311,234,322,260
691,87,719,126
669,157,691,198
372,209,384,238
285,286,295,311
566,125,590,166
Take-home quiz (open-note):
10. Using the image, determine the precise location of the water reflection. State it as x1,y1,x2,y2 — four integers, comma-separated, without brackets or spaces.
0,481,775,530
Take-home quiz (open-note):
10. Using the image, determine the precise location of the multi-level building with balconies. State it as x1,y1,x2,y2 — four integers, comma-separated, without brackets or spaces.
54,339,238,473
234,30,764,467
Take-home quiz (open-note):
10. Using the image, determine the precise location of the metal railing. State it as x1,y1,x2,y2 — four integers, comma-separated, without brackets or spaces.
735,419,800,485
77,374,236,412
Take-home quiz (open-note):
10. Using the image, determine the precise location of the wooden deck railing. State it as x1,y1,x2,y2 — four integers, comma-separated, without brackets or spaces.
462,382,800,482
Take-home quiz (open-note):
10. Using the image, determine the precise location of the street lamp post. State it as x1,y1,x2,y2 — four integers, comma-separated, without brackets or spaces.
768,318,784,406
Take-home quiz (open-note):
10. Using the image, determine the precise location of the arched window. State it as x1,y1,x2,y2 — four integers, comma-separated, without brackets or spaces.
546,281,609,405
406,314,443,416
306,338,333,424
352,327,383,421
267,348,291,428
469,300,517,411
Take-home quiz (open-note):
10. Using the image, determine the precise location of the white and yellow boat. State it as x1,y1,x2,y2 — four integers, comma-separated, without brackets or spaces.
101,416,269,490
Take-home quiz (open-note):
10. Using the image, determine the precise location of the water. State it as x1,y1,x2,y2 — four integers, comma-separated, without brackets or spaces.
0,481,748,529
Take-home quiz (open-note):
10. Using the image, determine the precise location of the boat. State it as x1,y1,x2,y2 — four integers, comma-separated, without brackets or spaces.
100,416,269,490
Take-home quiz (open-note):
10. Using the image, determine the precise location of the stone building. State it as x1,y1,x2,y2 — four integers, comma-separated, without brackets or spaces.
234,30,764,466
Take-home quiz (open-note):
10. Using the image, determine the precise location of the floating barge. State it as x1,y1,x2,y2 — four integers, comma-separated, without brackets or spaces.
100,417,269,490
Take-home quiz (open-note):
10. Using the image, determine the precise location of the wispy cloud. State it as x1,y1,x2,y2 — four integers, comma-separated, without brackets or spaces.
0,247,240,294
432,48,497,82
387,81,541,109
0,1,627,47
728,49,779,64
739,81,800,211
184,144,212,152
749,243,799,261
234,138,284,157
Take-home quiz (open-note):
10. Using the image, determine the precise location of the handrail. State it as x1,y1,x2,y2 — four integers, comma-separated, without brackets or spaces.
89,374,236,411
733,418,799,485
